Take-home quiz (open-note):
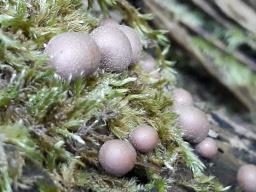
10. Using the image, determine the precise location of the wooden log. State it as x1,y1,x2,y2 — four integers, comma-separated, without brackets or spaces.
214,0,256,34
207,111,256,189
142,0,256,111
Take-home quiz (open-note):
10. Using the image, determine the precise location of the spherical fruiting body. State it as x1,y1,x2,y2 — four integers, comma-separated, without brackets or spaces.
90,26,132,72
45,32,100,79
195,137,218,159
175,106,209,143
173,88,193,106
139,53,156,72
139,53,160,79
117,25,142,64
237,164,256,192
98,139,137,177
129,125,159,153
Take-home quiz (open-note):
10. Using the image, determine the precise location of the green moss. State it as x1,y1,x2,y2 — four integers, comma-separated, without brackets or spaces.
0,0,228,191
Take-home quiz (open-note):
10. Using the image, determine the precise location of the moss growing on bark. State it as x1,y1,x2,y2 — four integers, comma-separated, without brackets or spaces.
0,0,228,191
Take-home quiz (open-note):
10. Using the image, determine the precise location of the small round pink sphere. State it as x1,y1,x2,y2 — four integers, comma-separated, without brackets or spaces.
129,125,159,153
195,137,218,159
45,32,100,79
117,25,142,64
90,25,132,72
173,88,193,106
139,53,156,72
176,106,209,144
139,53,160,79
95,22,142,65
237,164,256,192
99,139,137,177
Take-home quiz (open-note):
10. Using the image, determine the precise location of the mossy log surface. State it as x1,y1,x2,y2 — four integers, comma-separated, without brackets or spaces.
1,0,254,191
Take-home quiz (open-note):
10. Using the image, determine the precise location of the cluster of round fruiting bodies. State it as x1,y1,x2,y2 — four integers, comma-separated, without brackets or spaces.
44,18,161,177
173,88,218,159
173,88,256,192
99,124,159,176
46,18,252,190
45,19,142,79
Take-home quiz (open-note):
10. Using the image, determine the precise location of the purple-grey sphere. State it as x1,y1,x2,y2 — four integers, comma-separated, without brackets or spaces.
99,139,137,177
139,53,160,78
117,25,142,64
237,164,256,192
195,137,218,159
173,88,193,106
96,23,142,64
44,32,100,79
139,53,156,72
90,25,132,72
129,125,159,153
176,106,209,143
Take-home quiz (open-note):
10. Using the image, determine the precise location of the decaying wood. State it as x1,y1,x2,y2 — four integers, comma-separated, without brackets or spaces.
245,0,256,10
142,0,256,111
207,111,256,189
178,16,256,72
191,0,256,34
214,0,256,34
190,0,233,29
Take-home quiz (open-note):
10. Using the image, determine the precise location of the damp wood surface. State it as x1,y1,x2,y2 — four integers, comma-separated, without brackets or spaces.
141,0,256,112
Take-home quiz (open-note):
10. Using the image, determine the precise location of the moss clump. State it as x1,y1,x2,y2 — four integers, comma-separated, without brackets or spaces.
0,0,228,191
